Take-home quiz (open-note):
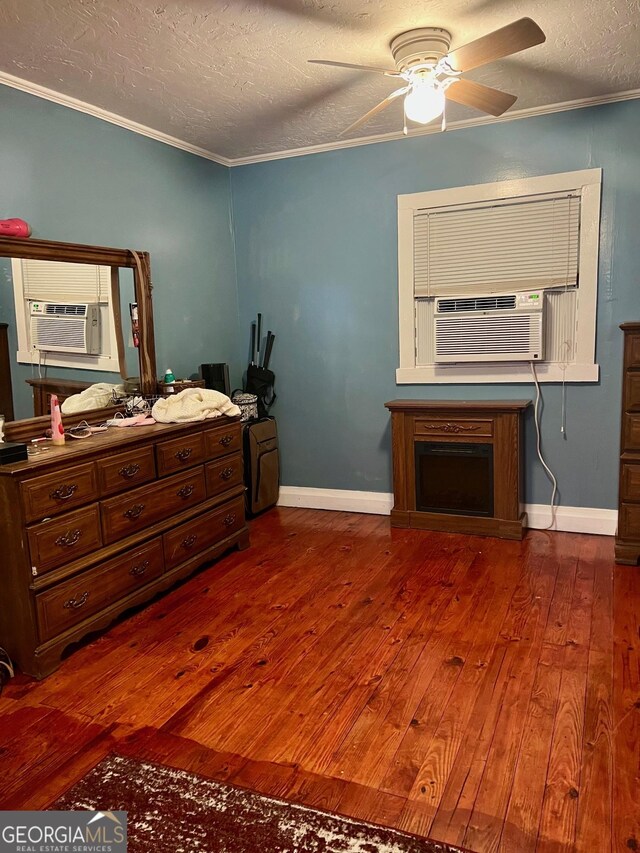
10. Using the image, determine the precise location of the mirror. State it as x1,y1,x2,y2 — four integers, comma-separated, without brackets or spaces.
0,236,156,440
0,259,140,420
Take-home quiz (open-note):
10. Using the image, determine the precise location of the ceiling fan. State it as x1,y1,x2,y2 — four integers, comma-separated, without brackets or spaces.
309,18,546,136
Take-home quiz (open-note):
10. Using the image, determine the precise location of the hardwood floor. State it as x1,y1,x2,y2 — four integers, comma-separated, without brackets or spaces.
0,507,637,852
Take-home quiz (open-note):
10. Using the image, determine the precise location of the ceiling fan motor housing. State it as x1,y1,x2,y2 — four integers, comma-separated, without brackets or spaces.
390,28,452,71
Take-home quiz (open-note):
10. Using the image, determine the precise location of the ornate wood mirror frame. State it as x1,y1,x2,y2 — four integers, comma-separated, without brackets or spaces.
0,236,157,442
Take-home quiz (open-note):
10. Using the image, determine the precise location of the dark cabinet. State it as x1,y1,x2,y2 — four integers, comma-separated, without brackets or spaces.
616,323,640,564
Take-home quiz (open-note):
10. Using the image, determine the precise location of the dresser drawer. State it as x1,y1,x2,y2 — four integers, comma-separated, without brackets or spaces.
28,505,102,575
36,538,164,642
624,372,640,412
204,422,242,460
621,463,640,502
205,453,244,498
21,462,98,523
156,433,205,477
620,502,640,538
96,446,156,496
414,417,493,439
623,414,640,450
163,496,245,570
101,469,206,544
625,332,640,369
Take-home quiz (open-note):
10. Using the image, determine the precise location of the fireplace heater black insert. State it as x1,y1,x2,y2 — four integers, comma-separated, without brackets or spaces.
414,441,494,517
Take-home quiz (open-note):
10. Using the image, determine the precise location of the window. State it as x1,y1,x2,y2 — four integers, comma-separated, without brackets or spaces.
11,258,121,372
397,169,602,383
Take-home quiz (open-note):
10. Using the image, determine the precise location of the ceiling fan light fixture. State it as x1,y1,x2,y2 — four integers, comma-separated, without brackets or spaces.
403,81,445,124
310,18,545,136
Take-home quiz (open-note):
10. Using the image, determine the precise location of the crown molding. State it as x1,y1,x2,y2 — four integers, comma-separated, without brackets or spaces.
228,87,640,166
0,70,233,167
1,68,639,169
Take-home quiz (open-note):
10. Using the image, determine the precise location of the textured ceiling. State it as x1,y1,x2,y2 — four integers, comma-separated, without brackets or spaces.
0,0,638,160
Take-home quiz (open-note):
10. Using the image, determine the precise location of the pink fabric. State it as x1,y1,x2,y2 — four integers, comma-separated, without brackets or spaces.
0,218,32,237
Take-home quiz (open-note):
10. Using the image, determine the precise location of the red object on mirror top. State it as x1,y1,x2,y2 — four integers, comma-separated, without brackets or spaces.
0,218,32,238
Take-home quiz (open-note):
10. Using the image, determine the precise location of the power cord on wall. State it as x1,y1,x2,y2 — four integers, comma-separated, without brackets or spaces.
530,362,559,531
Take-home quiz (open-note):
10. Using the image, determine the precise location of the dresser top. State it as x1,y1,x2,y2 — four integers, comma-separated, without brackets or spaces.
0,415,240,477
385,399,531,412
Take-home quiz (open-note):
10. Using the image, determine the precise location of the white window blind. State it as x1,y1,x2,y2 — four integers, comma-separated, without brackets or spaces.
413,193,581,297
20,260,110,303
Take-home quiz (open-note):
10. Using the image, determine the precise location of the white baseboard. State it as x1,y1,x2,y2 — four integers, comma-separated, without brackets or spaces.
277,487,617,536
523,503,617,535
278,486,394,516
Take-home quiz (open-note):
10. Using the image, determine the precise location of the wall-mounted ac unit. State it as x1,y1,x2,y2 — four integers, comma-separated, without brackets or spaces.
434,292,544,363
29,302,100,355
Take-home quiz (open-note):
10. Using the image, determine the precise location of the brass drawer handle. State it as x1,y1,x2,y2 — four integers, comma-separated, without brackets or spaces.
181,534,198,550
129,560,149,577
49,483,78,502
63,591,89,610
124,503,145,520
119,463,140,479
177,484,195,499
175,447,193,462
55,529,82,548
219,434,234,447
223,513,236,527
220,467,234,481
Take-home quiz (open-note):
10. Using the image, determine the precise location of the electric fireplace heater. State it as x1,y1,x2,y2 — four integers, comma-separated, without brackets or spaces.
385,400,530,540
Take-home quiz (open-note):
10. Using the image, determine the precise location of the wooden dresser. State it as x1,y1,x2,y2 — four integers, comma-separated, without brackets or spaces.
0,416,248,678
616,322,640,564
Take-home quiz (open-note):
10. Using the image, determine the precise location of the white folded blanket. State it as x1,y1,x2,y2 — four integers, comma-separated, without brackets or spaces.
152,388,240,423
61,382,124,414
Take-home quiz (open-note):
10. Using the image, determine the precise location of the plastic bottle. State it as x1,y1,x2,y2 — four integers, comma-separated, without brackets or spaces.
50,394,65,446
164,368,175,394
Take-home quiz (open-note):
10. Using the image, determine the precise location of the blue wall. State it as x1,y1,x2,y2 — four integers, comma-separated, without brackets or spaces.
0,85,241,419
2,83,635,510
230,100,640,509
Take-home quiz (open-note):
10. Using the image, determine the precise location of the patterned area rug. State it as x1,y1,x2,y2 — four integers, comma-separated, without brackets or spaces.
54,755,472,853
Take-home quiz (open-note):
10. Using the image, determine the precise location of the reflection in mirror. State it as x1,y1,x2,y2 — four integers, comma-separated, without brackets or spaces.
0,258,139,421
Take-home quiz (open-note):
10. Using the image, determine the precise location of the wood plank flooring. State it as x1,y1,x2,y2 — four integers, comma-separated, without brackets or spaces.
0,507,637,852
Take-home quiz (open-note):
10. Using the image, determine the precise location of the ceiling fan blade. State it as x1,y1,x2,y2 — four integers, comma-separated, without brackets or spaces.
340,86,408,136
445,78,517,116
309,59,401,76
445,18,545,73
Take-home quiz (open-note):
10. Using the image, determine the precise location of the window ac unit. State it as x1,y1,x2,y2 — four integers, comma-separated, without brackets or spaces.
29,302,100,355
433,291,545,363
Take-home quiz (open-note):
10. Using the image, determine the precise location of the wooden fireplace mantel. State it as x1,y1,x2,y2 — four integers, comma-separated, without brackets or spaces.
385,399,531,540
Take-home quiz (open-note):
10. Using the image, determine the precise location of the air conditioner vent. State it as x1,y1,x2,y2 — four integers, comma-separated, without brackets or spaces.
45,303,88,316
32,317,88,351
437,295,517,313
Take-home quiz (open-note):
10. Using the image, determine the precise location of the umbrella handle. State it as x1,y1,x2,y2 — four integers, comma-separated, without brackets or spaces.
257,313,262,365
264,332,275,369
